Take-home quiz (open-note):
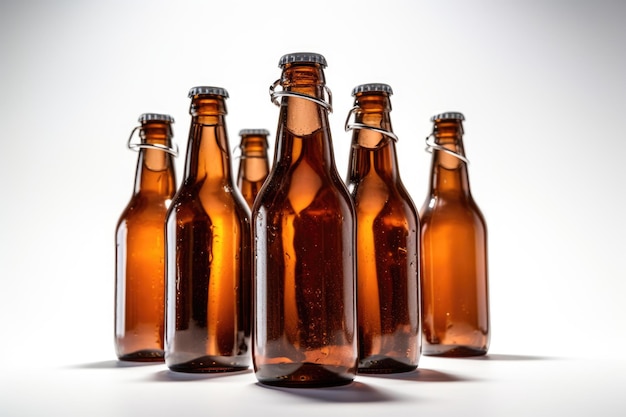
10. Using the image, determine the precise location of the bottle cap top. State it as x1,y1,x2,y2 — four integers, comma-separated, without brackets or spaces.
239,129,270,136
138,113,175,123
279,52,327,68
188,86,229,99
431,112,465,122
352,83,393,96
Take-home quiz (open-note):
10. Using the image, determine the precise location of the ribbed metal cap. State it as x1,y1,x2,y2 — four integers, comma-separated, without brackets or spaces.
431,112,465,122
138,113,175,123
188,86,229,99
239,129,270,136
352,83,393,96
278,52,327,68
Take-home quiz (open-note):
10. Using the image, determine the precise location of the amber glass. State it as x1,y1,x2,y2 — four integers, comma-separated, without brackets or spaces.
420,113,489,357
115,114,177,362
236,129,271,209
346,84,420,373
252,53,357,387
164,87,251,372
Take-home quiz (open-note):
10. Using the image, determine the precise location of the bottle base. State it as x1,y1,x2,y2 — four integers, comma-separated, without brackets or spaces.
357,356,418,374
117,349,165,362
422,345,487,357
167,355,250,373
255,362,356,388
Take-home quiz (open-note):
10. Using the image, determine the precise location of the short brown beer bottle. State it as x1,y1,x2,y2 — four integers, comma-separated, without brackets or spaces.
253,52,358,387
345,83,420,373
420,112,490,357
236,129,271,209
115,113,178,362
165,87,251,372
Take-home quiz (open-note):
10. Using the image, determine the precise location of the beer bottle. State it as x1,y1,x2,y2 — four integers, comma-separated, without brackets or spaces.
165,87,251,372
236,129,271,209
345,83,420,373
253,52,358,387
420,112,490,357
115,113,178,362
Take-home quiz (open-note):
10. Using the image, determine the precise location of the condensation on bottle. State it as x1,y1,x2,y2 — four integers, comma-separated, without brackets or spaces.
165,86,252,372
236,129,271,210
115,113,178,362
345,83,420,373
420,112,490,357
252,52,358,387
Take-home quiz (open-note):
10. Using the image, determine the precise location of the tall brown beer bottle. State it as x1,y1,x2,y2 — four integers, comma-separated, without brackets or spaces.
420,112,490,357
165,87,251,372
253,52,358,387
236,129,271,209
115,113,178,362
345,83,420,373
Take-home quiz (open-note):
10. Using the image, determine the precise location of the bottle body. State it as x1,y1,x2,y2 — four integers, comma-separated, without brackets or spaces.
420,112,489,357
115,114,177,361
253,53,357,387
346,84,420,373
236,129,271,209
165,87,251,372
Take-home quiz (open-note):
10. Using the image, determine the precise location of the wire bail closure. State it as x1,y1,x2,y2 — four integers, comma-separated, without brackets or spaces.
344,106,398,147
425,134,469,164
269,79,333,113
127,126,179,157
232,145,268,161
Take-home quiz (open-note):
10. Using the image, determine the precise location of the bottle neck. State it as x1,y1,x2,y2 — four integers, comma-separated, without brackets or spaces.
183,96,233,185
238,135,270,183
427,120,471,197
274,64,335,169
134,122,177,196
347,93,400,183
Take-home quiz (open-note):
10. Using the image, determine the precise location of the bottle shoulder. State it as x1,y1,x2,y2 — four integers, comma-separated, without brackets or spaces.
353,171,416,202
420,195,486,228
255,167,353,217
168,181,250,221
119,192,173,214
116,197,171,232
353,182,418,225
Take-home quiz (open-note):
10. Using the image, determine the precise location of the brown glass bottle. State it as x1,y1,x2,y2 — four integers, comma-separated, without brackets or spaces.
115,113,178,362
345,83,420,373
252,52,357,387
236,129,271,210
420,112,489,357
164,87,251,372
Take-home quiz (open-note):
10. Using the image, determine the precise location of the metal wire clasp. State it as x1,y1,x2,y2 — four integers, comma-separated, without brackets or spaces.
233,145,264,160
344,106,399,147
424,134,469,164
269,79,333,113
127,126,179,157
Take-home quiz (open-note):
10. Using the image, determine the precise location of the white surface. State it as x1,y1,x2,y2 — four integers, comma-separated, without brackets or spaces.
3,354,625,416
1,0,625,415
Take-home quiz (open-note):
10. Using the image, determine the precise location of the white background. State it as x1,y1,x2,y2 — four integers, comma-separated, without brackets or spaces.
1,0,625,415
